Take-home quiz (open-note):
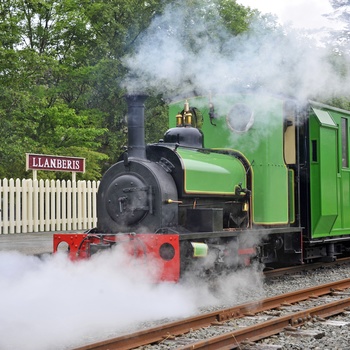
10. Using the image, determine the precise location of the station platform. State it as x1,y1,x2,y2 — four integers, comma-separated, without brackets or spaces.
0,232,83,255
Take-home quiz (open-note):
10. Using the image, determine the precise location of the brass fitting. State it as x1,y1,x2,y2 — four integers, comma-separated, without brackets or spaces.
242,202,249,212
184,112,192,125
176,113,183,126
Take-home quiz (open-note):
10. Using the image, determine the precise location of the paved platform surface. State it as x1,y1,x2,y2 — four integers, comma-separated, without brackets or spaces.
0,232,83,255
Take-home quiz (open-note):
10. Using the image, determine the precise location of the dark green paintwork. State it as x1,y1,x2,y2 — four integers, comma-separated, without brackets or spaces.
288,169,295,224
309,103,350,238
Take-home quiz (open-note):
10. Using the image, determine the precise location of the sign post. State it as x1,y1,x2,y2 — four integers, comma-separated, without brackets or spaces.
26,153,85,180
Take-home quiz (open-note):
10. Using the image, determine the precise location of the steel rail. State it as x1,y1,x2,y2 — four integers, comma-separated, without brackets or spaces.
179,297,350,349
73,278,350,350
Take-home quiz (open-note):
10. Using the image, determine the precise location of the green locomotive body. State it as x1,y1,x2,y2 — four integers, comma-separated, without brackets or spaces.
169,93,350,264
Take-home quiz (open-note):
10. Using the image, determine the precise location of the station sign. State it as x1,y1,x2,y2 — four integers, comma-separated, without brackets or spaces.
26,153,85,173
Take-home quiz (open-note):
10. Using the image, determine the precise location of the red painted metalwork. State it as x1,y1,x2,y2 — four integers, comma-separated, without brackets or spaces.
53,233,89,259
238,248,256,256
53,233,180,282
238,247,257,266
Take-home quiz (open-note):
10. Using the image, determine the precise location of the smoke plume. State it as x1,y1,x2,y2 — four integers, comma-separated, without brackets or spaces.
123,0,350,102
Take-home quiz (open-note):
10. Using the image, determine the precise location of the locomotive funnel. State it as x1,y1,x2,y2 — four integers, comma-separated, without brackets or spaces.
125,94,148,159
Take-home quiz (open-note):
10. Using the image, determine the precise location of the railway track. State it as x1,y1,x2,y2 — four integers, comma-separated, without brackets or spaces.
73,277,350,350
263,257,350,278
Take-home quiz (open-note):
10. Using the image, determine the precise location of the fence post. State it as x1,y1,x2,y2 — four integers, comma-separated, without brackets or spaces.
39,179,45,231
15,179,21,233
49,179,55,231
33,179,39,232
61,179,67,231
87,181,92,228
9,178,15,234
72,180,77,230
56,179,61,231
67,180,72,230
0,179,8,234
25,179,32,233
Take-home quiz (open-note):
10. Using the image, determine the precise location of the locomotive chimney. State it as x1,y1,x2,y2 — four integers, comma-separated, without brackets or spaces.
125,94,148,159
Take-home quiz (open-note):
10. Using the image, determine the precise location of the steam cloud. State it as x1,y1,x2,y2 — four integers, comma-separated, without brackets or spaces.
0,248,263,350
123,0,349,102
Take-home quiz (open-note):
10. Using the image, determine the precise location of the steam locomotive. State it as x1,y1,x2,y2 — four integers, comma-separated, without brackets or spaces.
53,92,350,281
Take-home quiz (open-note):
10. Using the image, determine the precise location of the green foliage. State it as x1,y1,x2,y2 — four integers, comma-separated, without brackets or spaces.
216,0,257,35
145,96,169,143
316,52,350,109
0,0,258,180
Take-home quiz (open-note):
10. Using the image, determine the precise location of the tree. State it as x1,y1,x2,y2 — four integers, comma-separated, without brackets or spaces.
0,0,111,179
78,0,172,169
0,0,256,179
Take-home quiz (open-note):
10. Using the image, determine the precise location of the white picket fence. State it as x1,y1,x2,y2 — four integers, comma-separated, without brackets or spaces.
0,178,100,234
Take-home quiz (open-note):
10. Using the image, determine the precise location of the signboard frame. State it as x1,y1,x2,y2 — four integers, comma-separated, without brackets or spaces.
26,153,85,181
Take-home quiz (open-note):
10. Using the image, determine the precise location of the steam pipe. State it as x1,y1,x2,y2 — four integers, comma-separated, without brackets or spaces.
125,94,148,159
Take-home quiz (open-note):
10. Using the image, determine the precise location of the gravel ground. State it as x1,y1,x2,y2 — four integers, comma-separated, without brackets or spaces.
252,264,350,350
134,263,350,350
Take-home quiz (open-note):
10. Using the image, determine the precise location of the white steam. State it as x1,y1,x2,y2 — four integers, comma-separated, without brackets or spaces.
0,248,264,350
123,0,350,102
